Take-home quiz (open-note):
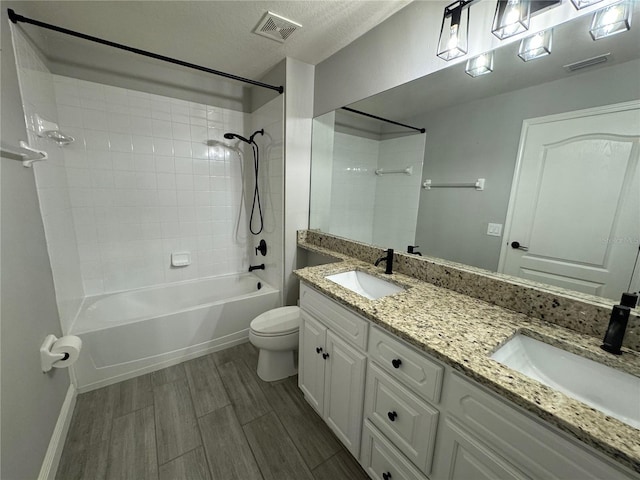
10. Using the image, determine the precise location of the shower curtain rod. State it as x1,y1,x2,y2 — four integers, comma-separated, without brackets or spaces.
7,9,284,94
341,107,426,134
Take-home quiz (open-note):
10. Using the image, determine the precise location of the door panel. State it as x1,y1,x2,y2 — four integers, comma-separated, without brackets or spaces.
501,104,640,299
299,312,327,414
323,330,366,458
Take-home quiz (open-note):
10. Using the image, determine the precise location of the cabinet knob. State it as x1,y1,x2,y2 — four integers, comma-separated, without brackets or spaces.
391,358,402,369
382,472,392,480
387,411,398,422
322,352,329,360
316,347,323,354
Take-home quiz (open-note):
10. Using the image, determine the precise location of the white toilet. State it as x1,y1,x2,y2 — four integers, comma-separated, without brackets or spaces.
249,306,300,382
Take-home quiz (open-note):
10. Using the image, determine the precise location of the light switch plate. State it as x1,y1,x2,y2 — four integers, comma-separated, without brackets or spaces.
487,223,503,237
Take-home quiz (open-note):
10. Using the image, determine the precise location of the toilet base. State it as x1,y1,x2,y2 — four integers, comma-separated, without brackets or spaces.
256,349,297,382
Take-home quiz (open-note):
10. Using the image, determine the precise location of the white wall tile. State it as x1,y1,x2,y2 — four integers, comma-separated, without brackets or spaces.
45,74,279,296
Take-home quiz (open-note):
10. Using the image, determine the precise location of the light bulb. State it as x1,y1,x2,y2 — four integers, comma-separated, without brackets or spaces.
448,23,460,51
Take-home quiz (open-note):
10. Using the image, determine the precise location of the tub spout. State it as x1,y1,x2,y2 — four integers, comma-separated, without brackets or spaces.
249,264,265,272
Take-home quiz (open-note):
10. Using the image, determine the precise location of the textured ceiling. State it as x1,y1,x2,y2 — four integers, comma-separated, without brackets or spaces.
8,1,412,80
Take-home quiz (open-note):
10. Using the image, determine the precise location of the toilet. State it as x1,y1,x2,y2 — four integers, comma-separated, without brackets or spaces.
249,306,300,382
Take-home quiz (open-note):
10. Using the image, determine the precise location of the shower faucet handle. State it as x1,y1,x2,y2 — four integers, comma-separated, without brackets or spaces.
255,239,267,256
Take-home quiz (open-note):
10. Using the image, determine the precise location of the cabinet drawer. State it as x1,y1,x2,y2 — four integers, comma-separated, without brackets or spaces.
365,362,439,475
361,420,429,480
368,326,444,403
300,283,369,350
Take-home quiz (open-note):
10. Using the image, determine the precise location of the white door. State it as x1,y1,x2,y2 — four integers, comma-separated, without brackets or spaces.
299,312,327,414
323,330,366,458
499,101,640,300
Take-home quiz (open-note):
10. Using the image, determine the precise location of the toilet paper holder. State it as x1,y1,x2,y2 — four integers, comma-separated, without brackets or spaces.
40,334,81,373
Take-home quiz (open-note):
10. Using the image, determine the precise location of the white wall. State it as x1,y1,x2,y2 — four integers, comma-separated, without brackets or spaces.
413,58,640,271
250,95,285,296
283,58,315,306
309,111,335,232
1,9,71,479
11,25,84,332
314,0,615,115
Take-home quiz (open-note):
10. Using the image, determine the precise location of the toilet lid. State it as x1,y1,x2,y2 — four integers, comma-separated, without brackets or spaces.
250,306,300,335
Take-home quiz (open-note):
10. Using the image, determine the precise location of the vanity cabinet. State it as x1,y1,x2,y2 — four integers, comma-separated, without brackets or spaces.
432,373,632,480
299,284,367,457
298,283,638,480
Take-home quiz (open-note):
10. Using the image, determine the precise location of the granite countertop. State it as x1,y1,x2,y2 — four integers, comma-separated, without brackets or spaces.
295,241,640,475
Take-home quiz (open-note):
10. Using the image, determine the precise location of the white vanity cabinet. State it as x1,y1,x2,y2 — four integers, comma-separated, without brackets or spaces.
299,284,368,458
432,373,635,480
297,282,638,480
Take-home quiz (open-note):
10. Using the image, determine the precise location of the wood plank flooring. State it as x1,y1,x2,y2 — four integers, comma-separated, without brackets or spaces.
56,343,368,480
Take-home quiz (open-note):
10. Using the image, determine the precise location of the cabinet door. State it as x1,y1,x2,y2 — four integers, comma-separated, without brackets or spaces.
324,330,367,458
433,418,530,480
299,312,327,414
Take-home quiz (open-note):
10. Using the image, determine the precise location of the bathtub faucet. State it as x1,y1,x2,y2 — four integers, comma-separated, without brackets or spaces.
249,264,265,272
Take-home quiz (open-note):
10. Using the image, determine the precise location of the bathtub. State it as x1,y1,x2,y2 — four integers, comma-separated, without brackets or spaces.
70,273,280,391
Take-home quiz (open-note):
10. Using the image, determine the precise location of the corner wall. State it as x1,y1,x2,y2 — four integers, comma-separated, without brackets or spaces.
1,7,71,479
283,58,314,305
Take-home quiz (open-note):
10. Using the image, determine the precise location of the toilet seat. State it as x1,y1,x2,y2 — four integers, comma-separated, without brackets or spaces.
250,306,300,337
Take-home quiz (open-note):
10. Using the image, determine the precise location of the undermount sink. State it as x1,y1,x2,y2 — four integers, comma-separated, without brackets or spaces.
325,270,404,300
492,334,640,429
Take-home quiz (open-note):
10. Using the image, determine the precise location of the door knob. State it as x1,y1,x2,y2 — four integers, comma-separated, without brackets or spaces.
510,241,528,251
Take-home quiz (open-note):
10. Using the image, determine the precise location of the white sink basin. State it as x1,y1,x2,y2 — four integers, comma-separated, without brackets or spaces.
492,334,640,429
325,270,404,300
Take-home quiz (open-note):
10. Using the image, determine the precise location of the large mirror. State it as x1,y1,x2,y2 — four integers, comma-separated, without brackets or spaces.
309,8,640,301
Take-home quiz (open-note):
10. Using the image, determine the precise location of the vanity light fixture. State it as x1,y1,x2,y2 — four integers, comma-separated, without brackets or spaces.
518,29,552,61
465,52,494,77
590,1,632,40
437,0,472,61
570,0,604,10
492,0,531,39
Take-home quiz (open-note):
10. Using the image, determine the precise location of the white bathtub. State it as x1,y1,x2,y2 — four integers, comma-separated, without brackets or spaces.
70,273,280,391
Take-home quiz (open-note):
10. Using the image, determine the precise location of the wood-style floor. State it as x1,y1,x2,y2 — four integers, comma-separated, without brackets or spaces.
56,343,368,480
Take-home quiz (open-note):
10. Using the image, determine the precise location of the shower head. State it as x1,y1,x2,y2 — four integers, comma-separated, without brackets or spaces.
223,132,251,144
224,129,265,145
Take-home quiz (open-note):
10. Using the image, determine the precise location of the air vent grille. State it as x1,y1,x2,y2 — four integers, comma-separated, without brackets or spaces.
254,11,302,43
564,53,610,72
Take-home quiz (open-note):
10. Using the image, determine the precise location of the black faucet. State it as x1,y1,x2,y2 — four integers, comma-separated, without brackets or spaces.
601,292,637,355
407,245,422,256
374,248,394,274
248,264,265,272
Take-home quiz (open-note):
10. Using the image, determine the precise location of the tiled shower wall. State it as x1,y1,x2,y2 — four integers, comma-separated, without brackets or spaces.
11,26,84,331
12,25,284,332
327,131,425,250
249,97,284,296
372,135,426,250
53,75,256,296
329,132,379,244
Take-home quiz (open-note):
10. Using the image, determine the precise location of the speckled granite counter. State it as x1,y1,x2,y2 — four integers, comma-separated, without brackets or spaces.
295,240,640,475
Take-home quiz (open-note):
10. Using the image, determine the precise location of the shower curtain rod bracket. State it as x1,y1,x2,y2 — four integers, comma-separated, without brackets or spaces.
7,9,284,95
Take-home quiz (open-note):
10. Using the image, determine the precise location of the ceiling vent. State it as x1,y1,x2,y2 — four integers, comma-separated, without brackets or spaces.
564,53,611,72
254,11,302,43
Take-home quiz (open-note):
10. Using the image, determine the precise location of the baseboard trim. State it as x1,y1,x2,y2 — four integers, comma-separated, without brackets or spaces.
38,383,76,480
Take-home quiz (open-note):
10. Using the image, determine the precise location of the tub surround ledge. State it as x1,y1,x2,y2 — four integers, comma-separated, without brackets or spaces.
295,230,640,475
